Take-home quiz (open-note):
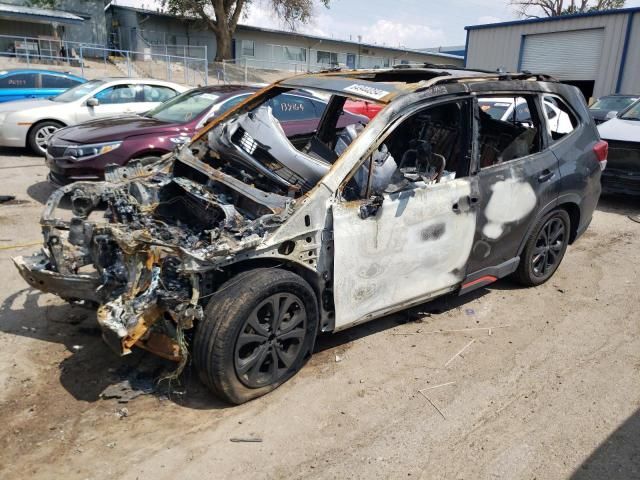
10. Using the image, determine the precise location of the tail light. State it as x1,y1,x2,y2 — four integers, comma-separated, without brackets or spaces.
593,140,608,170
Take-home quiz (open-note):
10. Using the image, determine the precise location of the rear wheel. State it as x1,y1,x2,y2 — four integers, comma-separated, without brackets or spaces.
193,269,319,404
28,121,63,156
514,209,570,286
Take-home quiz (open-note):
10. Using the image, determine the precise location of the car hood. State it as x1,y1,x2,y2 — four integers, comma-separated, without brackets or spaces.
0,98,58,113
56,116,193,143
598,118,640,142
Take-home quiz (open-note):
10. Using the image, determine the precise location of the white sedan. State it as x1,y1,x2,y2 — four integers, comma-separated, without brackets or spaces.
479,96,574,135
0,78,188,155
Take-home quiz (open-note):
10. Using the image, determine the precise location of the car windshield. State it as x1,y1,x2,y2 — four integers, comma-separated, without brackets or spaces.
620,101,640,121
146,90,222,123
52,79,105,102
479,100,511,120
591,96,637,111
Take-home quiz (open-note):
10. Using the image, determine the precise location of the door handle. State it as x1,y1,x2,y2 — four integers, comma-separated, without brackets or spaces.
538,169,554,183
453,195,479,213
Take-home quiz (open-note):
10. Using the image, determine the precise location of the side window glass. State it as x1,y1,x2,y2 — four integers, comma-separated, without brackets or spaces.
42,75,81,89
270,94,318,121
341,99,472,200
543,95,578,142
477,95,542,169
143,85,177,102
217,94,249,114
0,73,38,88
94,84,137,104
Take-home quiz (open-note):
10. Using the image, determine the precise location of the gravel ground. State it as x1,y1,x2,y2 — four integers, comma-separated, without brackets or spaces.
0,150,639,480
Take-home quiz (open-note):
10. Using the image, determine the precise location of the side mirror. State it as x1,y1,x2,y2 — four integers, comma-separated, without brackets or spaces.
86,97,99,107
605,110,618,120
359,194,384,219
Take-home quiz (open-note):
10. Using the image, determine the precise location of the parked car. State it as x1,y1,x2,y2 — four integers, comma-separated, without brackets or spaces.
589,94,638,125
344,99,383,119
0,77,187,155
14,67,604,404
0,69,85,103
597,98,640,195
46,85,368,185
479,96,573,133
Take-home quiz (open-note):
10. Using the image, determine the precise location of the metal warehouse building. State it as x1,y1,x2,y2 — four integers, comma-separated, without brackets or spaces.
464,7,640,100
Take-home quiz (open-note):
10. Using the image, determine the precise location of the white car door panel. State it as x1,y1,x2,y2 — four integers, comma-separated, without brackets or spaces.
332,178,477,329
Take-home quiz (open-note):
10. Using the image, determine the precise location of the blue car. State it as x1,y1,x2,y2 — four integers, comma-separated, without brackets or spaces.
0,69,86,103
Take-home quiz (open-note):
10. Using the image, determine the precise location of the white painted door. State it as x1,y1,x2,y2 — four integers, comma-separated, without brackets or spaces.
76,84,142,123
332,178,478,329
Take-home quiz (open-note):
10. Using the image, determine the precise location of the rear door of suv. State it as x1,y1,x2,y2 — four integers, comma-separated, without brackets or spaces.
464,93,560,283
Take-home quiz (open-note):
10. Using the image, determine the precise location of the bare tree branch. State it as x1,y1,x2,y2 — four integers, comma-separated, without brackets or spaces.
510,0,625,17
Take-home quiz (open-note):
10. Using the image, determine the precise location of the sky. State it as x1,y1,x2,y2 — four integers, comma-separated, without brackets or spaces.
117,0,640,49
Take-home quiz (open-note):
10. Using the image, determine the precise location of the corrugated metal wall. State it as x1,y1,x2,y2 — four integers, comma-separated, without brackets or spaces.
466,12,639,98
620,13,640,95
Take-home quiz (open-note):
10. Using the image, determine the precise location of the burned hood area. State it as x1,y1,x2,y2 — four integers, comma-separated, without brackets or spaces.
15,144,299,363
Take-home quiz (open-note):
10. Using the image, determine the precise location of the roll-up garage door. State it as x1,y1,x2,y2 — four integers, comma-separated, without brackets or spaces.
520,28,604,80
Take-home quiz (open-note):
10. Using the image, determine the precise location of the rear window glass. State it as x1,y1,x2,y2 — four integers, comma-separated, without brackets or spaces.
269,94,320,121
0,73,37,88
42,74,81,89
147,90,222,123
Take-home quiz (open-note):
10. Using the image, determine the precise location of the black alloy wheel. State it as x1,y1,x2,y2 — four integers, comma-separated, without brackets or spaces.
235,292,308,388
514,209,570,287
531,216,566,278
193,268,318,404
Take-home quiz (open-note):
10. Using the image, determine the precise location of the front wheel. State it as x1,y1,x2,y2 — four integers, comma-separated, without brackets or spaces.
514,209,570,287
193,269,319,404
28,121,63,156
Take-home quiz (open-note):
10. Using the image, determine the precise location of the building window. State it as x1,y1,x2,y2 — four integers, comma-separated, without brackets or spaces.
383,58,390,67
284,46,306,62
317,50,338,65
241,40,255,57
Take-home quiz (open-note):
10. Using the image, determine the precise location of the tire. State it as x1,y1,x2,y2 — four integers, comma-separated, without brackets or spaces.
28,121,64,156
193,268,319,404
514,209,570,287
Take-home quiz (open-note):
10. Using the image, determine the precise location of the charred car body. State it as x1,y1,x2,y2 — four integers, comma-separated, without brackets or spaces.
14,66,605,404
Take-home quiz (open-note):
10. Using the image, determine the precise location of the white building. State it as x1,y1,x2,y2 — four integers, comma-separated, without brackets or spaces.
107,5,464,71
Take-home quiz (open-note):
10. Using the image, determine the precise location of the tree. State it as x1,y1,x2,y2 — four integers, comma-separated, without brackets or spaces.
510,0,625,18
162,0,330,61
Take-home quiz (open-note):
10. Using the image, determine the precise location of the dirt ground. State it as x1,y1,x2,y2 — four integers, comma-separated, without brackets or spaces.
0,150,638,480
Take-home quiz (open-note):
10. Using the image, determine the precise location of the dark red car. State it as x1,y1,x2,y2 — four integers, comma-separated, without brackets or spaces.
46,85,367,185
344,99,383,119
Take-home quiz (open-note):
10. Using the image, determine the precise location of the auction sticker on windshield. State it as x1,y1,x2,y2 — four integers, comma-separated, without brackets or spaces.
344,84,390,100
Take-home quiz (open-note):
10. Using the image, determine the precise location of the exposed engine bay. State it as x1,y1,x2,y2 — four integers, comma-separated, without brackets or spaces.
13,87,368,368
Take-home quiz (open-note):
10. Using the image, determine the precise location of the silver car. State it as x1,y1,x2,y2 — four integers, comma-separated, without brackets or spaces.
0,77,188,155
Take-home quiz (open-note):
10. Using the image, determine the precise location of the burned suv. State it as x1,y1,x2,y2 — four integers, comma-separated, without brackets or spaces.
14,66,605,404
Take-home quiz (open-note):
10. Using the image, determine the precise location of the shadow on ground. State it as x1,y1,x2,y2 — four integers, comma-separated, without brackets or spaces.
597,194,640,217
0,280,502,410
26,181,57,206
570,408,640,480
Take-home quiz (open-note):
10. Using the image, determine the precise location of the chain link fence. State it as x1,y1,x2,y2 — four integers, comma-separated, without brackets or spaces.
0,34,208,87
